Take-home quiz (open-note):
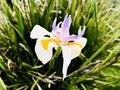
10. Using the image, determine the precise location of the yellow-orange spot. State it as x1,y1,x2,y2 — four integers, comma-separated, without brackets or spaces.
67,42,82,49
41,38,59,50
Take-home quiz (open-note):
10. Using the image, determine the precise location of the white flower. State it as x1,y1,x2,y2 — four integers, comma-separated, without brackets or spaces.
30,14,87,79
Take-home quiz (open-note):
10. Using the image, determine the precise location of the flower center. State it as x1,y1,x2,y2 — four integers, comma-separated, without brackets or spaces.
41,33,83,50
54,35,68,46
54,35,83,48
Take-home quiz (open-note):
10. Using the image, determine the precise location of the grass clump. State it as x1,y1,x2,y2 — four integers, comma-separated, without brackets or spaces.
0,0,120,89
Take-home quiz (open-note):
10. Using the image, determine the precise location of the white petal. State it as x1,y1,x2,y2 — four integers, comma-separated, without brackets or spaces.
61,37,87,79
75,37,87,48
35,38,58,64
30,25,51,39
61,45,79,79
62,46,72,79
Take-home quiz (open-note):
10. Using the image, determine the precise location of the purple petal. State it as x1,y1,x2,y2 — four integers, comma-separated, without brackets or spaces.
52,18,57,31
52,22,62,36
64,35,78,41
51,19,62,38
78,26,86,37
61,14,72,37
52,17,62,34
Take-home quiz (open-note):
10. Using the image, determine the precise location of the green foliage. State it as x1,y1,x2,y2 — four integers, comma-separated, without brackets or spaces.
0,0,120,89
0,77,7,90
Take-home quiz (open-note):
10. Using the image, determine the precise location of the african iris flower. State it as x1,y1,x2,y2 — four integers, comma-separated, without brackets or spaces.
30,14,87,79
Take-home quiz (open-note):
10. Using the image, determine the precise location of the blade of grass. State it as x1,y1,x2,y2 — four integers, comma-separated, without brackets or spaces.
0,77,7,90
82,30,120,66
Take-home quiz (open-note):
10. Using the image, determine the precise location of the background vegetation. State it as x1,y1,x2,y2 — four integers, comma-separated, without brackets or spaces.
0,0,120,90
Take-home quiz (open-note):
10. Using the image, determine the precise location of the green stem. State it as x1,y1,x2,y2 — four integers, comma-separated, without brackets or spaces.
48,47,62,72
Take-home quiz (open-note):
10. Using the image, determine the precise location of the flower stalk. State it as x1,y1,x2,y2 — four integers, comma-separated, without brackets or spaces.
48,47,62,71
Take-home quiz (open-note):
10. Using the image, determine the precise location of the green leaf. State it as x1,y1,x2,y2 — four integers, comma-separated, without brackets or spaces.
43,0,55,29
0,56,7,71
66,84,79,90
70,0,77,18
83,30,120,66
12,0,24,36
0,77,7,90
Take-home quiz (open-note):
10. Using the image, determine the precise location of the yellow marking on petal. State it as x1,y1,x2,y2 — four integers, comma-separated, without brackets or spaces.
41,38,59,50
67,42,82,49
